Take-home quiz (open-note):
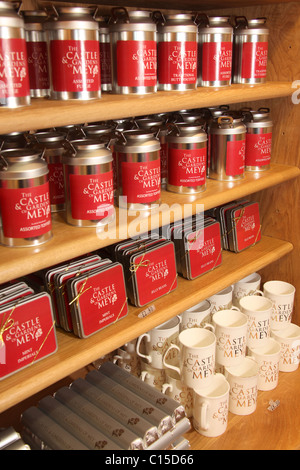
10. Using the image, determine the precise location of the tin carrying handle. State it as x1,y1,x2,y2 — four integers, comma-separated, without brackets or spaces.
234,16,248,29
110,7,130,24
217,116,234,128
152,10,165,25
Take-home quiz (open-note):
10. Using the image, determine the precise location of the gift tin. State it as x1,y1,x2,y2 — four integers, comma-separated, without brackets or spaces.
0,148,52,247
225,201,261,252
0,282,33,306
0,292,58,380
96,15,112,92
62,138,115,228
109,8,157,95
166,123,207,194
242,108,273,171
115,129,161,210
233,17,269,84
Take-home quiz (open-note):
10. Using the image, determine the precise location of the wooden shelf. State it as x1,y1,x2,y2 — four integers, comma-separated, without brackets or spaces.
0,235,293,413
0,163,298,285
185,366,300,450
0,82,293,134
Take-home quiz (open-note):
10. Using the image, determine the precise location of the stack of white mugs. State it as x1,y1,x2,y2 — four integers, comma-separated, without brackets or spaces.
109,273,299,438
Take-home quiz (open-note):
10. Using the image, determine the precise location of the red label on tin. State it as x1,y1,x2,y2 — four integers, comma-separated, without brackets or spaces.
74,264,128,337
0,38,30,98
234,203,261,251
100,42,111,85
116,40,157,87
226,139,245,176
0,183,51,239
50,40,100,92
121,158,161,203
26,41,50,90
245,132,272,166
241,42,268,79
158,41,197,85
48,162,65,206
168,147,207,187
69,172,114,220
133,243,177,306
187,222,222,279
202,41,232,82
0,294,57,379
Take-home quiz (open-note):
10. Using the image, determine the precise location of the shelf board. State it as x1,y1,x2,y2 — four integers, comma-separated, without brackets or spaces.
0,163,298,285
185,366,300,450
0,82,293,134
0,235,293,413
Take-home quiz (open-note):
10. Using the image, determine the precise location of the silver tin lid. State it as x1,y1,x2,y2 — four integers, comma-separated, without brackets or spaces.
44,6,99,31
22,10,48,31
109,8,156,33
0,1,24,28
242,108,273,128
62,138,112,165
198,15,233,34
156,12,197,34
234,17,268,35
166,123,207,143
0,148,48,179
115,129,160,153
209,116,246,135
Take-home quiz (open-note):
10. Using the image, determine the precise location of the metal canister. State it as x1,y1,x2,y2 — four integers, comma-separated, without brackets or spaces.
0,1,30,107
62,138,114,228
242,107,273,171
96,15,112,92
22,10,50,98
0,148,52,247
197,15,233,87
54,125,84,141
208,115,246,181
155,12,198,91
31,131,67,212
115,129,161,210
109,8,157,94
233,17,269,84
135,117,168,189
44,6,101,100
0,131,28,149
166,123,207,194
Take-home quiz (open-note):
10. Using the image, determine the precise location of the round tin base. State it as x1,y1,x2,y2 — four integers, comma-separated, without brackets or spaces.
209,173,245,182
167,183,206,194
0,95,31,108
50,90,101,100
112,85,157,95
117,196,161,211
66,211,115,228
0,230,52,248
233,77,267,85
245,164,270,172
198,80,231,87
158,83,197,91
30,89,50,98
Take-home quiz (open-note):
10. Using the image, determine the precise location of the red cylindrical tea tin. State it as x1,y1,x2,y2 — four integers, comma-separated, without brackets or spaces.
109,8,157,95
155,12,198,91
166,122,207,194
197,15,233,87
44,6,101,100
31,131,67,212
62,138,115,228
0,1,30,107
208,115,246,181
115,129,161,210
0,148,52,247
242,107,273,171
22,10,50,98
233,17,269,84
96,15,112,92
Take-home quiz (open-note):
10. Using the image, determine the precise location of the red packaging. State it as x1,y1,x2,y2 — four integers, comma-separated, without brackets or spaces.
226,139,245,176
202,41,232,82
116,40,157,87
0,38,30,99
158,41,197,85
0,293,58,380
226,202,261,252
241,42,268,79
245,132,272,167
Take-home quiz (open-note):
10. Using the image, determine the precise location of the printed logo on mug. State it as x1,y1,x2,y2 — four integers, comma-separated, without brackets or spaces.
248,338,281,391
239,295,272,348
232,272,261,307
208,286,233,314
271,323,300,372
180,299,212,331
263,280,295,330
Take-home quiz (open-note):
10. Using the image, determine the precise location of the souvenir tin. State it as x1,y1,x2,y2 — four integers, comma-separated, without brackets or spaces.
155,12,198,91
0,148,52,247
109,8,157,94
44,6,101,100
0,292,58,380
166,123,207,194
62,138,115,228
233,17,269,84
96,15,112,92
115,129,161,210
22,10,50,97
225,201,261,252
0,282,33,306
243,108,273,171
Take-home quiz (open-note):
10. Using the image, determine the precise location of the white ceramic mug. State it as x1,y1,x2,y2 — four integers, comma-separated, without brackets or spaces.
263,280,296,330
180,300,212,331
193,373,230,437
163,326,216,389
271,323,300,372
136,316,181,369
208,286,233,314
233,273,262,307
212,308,248,367
248,338,281,391
224,356,259,416
239,295,272,348
162,369,193,418
140,361,166,389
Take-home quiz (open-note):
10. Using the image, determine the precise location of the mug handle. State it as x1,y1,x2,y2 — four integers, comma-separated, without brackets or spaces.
162,383,173,394
200,402,209,431
140,371,148,381
231,306,241,311
163,344,180,375
253,290,264,296
203,323,215,333
113,354,123,364
136,333,152,364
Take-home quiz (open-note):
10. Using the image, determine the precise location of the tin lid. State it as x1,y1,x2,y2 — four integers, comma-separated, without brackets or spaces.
155,12,197,33
234,16,268,34
109,7,156,33
115,129,161,153
22,10,48,30
33,131,67,143
242,108,273,128
62,138,112,165
0,148,48,179
166,122,207,143
0,131,29,149
82,124,114,139
44,6,99,31
0,1,24,28
197,15,233,34
135,118,164,130
209,116,246,135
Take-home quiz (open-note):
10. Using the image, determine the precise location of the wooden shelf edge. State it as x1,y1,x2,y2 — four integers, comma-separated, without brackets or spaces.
0,163,298,285
0,235,293,413
0,82,293,134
